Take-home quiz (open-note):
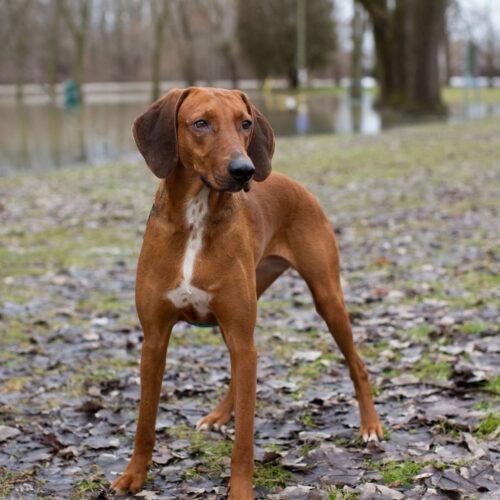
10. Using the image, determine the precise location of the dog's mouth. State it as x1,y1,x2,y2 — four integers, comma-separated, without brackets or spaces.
200,174,251,193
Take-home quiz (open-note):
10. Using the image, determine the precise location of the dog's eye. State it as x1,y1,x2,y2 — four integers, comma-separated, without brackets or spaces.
242,120,252,131
193,119,209,130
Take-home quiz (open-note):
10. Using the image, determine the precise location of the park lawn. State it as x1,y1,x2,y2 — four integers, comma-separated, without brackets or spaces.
0,116,498,498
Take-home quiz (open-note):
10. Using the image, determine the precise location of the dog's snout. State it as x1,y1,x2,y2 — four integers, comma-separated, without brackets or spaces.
228,158,255,183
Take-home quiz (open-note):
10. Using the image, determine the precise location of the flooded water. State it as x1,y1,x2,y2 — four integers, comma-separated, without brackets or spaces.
0,89,498,175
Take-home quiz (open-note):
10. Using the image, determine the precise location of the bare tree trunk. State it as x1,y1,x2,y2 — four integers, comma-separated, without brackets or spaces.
359,0,446,114
61,0,92,105
174,0,198,86
150,0,170,101
406,0,446,112
200,0,240,87
220,42,239,88
485,13,495,88
5,0,33,103
47,0,63,103
350,1,366,99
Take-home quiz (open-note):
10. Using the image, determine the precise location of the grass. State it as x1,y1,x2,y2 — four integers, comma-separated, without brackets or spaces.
254,462,293,489
412,355,452,381
1,112,499,496
442,86,500,105
369,459,425,487
168,424,232,480
0,467,41,497
407,324,435,341
270,86,500,107
168,424,292,491
474,412,500,437
328,488,360,499
71,469,109,499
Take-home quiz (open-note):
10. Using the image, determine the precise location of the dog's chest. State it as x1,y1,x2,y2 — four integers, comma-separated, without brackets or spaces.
164,188,212,316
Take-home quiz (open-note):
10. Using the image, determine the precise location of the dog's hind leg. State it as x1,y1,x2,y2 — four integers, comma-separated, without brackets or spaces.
289,224,383,442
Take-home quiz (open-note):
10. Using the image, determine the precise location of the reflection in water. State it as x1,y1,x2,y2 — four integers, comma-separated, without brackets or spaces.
48,101,61,167
0,91,498,174
16,98,30,169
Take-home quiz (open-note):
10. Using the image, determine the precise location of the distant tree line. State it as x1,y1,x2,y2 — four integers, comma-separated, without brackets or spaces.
0,0,498,114
0,0,337,97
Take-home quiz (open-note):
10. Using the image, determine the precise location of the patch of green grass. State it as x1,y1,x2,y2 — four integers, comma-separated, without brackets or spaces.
2,318,32,345
382,424,392,441
473,400,493,411
437,420,461,440
407,324,435,341
442,86,500,105
474,412,500,437
369,459,424,487
169,424,233,480
381,367,400,379
358,341,389,359
299,411,317,428
254,462,293,490
71,470,109,499
328,488,360,499
288,355,335,383
1,376,32,393
412,354,452,381
460,322,487,335
485,376,500,394
0,467,41,497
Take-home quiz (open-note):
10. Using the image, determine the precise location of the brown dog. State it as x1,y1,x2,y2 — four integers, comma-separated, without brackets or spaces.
112,87,383,498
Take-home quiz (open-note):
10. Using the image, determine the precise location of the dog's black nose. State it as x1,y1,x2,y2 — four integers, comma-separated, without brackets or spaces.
228,158,255,183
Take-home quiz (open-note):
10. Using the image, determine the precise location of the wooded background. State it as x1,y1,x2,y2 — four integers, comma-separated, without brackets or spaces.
1,0,499,112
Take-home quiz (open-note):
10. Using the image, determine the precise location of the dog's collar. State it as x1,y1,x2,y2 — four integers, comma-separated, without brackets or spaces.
187,321,218,328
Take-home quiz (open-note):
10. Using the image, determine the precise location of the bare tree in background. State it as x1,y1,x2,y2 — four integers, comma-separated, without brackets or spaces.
350,0,367,98
150,0,171,101
236,0,337,87
171,0,205,86
4,0,33,101
46,0,64,102
358,0,447,114
459,1,498,88
60,0,92,104
201,0,240,87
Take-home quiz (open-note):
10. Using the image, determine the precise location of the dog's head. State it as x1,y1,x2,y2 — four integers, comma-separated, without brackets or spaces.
133,87,275,192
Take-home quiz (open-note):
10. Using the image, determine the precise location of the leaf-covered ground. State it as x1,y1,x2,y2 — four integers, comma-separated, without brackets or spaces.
1,118,499,499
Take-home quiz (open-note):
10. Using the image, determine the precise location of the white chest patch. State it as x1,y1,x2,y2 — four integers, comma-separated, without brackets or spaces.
165,188,212,316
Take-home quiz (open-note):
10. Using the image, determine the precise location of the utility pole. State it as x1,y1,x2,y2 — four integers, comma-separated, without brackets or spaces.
296,0,307,88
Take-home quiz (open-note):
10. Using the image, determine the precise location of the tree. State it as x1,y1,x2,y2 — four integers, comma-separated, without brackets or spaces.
61,0,92,104
357,0,447,114
236,0,337,87
47,0,64,103
150,0,170,101
4,0,33,101
350,0,368,99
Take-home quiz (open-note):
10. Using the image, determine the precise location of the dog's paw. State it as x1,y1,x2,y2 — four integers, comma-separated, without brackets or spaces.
360,420,385,442
111,468,147,496
196,411,232,433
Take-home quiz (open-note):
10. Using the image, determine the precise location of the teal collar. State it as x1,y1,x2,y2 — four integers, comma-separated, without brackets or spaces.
187,321,218,328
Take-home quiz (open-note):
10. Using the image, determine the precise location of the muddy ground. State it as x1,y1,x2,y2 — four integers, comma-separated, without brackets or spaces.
1,118,499,498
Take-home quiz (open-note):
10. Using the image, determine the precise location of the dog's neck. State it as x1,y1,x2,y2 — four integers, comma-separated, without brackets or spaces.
155,166,236,227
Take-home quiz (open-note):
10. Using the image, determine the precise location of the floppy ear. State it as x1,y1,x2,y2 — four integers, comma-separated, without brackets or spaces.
132,88,190,178
240,92,275,182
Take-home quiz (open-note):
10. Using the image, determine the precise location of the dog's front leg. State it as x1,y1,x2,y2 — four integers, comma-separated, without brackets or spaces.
112,322,173,495
217,304,258,500
229,342,257,499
